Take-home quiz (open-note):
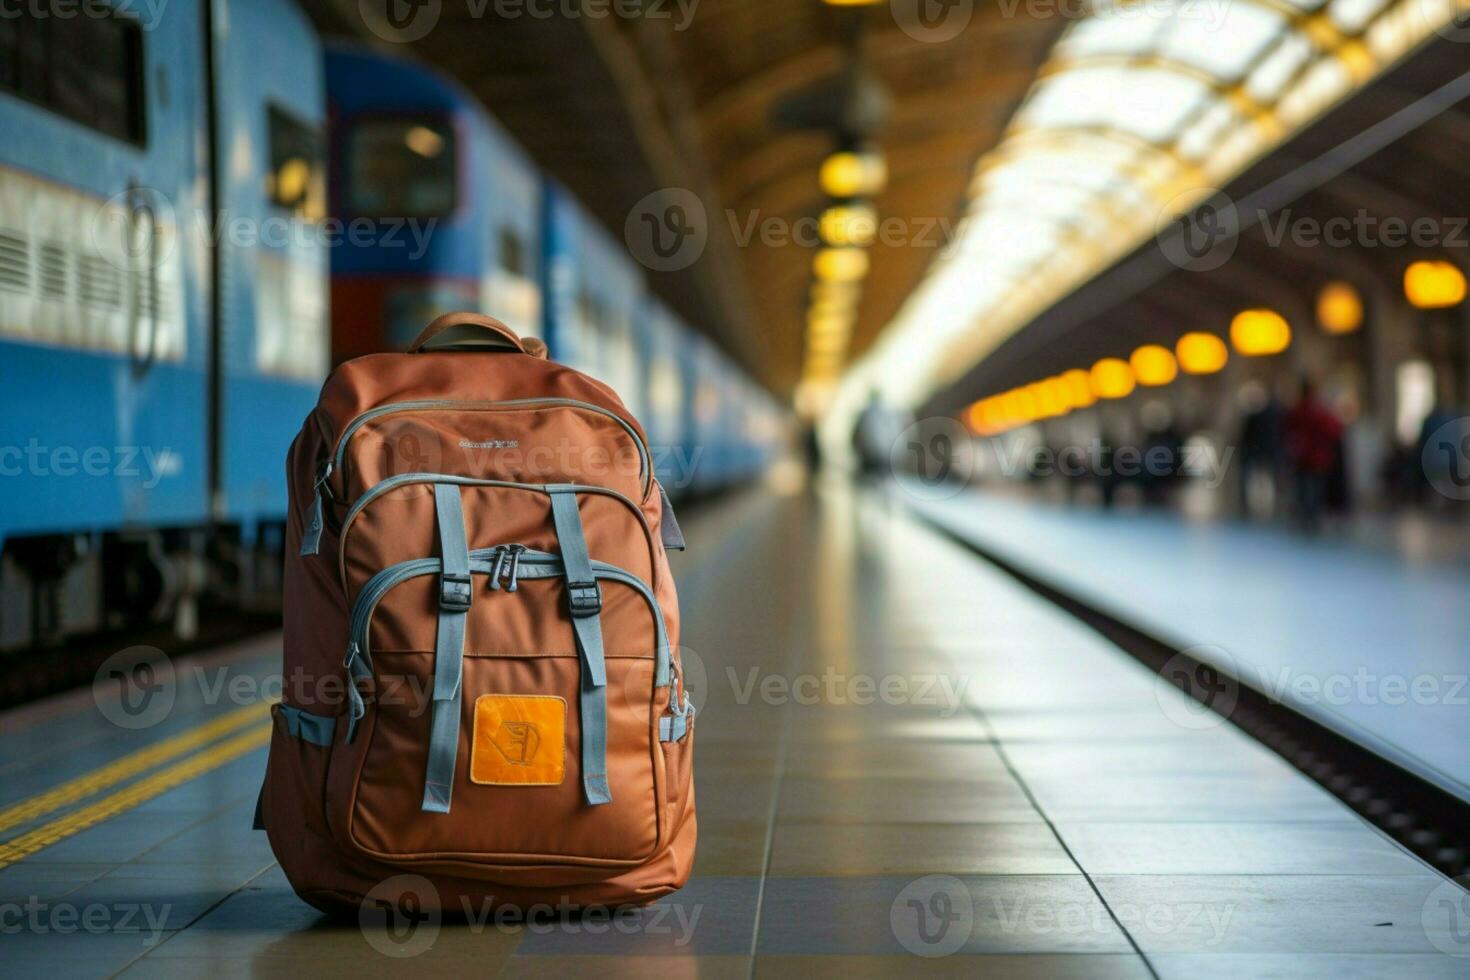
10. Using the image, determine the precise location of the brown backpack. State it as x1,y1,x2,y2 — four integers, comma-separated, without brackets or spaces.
258,312,695,913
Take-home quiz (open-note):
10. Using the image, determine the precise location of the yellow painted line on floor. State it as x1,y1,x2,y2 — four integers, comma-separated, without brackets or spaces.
0,701,272,835
0,723,272,870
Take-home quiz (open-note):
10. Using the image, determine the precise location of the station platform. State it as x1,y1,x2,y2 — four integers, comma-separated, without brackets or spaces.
907,489,1470,806
0,483,1464,977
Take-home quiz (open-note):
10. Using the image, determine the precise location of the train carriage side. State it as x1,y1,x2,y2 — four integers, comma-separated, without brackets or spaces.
0,3,211,647
0,0,327,649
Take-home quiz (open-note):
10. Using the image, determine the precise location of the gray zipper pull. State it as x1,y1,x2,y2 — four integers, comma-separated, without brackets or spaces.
506,545,525,592
489,547,507,590
299,460,332,557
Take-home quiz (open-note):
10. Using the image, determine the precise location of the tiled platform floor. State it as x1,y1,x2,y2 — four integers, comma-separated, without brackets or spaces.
906,488,1470,803
0,482,1464,978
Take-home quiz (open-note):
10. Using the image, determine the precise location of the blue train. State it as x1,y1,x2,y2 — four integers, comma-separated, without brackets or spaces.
0,7,783,653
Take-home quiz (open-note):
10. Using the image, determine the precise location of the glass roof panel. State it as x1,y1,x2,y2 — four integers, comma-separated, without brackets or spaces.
841,0,1462,415
1175,100,1241,161
1159,5,1287,80
1021,66,1214,144
1331,0,1395,32
1055,13,1170,59
1246,31,1316,101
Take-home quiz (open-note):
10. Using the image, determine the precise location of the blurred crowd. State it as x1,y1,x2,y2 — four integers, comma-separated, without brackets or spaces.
851,377,1466,535
1068,375,1464,533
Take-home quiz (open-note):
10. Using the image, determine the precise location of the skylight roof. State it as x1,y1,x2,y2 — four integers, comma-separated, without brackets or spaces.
841,0,1466,416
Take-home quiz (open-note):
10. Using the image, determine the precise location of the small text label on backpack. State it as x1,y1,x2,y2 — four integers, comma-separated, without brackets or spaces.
459,439,520,449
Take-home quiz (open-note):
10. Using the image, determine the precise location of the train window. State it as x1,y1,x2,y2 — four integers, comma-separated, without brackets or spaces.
267,106,325,219
346,117,457,218
499,229,526,277
0,7,145,145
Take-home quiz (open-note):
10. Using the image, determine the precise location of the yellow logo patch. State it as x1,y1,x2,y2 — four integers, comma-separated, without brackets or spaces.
470,694,566,786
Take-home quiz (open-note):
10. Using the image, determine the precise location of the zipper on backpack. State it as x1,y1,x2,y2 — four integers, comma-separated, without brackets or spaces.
488,544,527,591
329,398,652,501
298,459,334,557
341,548,670,742
335,473,659,596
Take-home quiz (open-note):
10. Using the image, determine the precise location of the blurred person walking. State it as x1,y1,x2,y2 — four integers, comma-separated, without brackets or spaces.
1237,381,1285,519
1285,378,1343,533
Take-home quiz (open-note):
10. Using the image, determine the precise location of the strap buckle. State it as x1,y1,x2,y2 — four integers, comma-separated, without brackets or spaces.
439,572,472,612
567,581,602,618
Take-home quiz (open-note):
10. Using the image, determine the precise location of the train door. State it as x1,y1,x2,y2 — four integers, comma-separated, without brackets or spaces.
207,0,328,536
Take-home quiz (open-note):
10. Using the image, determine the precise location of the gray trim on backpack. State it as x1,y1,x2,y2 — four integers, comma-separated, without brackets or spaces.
548,486,613,807
422,483,471,814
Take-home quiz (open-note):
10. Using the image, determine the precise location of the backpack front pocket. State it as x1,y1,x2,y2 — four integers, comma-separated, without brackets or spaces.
334,548,676,870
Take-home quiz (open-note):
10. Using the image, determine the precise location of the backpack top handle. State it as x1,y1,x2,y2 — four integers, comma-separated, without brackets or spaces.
408,312,547,358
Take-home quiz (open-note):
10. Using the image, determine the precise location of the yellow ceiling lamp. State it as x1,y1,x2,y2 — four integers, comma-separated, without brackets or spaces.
1090,358,1136,399
1060,368,1096,408
1175,332,1228,375
820,204,878,248
813,247,870,284
819,149,888,199
1316,281,1363,334
1404,260,1467,310
1039,376,1073,417
1230,308,1292,356
968,396,1009,436
1130,344,1178,387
